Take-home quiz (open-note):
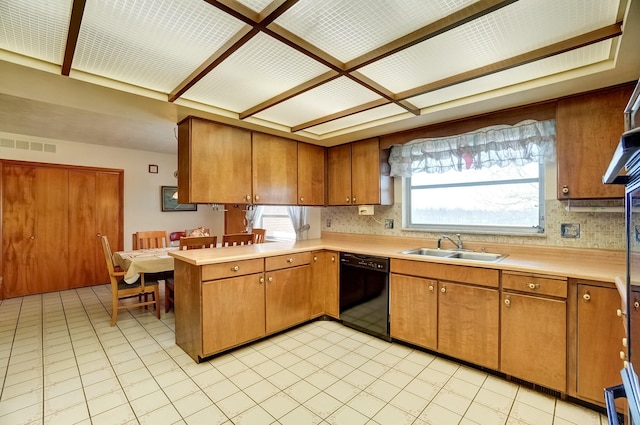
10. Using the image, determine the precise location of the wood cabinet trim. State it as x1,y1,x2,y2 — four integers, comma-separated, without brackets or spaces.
391,259,499,288
202,258,264,281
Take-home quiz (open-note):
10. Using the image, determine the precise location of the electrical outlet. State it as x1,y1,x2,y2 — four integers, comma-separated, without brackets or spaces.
384,219,394,229
326,218,331,228
560,223,580,238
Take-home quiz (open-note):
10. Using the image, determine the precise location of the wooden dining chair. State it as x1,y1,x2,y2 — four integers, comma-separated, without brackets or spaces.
179,236,217,250
100,235,160,326
135,230,168,249
252,228,266,244
222,233,254,247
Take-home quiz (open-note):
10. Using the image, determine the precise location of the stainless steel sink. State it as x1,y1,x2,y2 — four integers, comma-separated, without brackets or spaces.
400,247,507,262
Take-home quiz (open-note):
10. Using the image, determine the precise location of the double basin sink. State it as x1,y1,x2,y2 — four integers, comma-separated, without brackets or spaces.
400,248,507,262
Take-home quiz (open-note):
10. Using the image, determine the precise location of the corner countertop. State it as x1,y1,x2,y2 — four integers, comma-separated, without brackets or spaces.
169,234,625,283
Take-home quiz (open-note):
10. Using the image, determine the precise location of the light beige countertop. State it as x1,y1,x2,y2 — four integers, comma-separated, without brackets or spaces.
169,233,625,283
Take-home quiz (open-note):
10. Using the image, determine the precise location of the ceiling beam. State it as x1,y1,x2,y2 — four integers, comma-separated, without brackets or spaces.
61,0,86,76
345,0,519,71
396,22,623,100
291,99,390,133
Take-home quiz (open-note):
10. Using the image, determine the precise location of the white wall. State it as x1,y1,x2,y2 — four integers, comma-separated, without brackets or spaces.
0,131,225,250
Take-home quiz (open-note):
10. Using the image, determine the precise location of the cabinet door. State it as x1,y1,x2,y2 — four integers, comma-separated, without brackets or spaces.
390,274,437,350
297,142,325,206
438,281,499,369
577,284,626,405
266,265,311,333
501,292,566,391
252,133,297,205
556,85,632,199
351,138,381,205
310,251,339,318
68,171,99,287
178,118,252,204
3,165,37,298
202,273,265,355
327,144,352,205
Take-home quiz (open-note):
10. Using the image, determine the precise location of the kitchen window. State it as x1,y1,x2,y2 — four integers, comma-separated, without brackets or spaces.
389,119,555,235
259,206,296,240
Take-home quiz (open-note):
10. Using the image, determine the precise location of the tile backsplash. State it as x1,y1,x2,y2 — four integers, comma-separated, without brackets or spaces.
321,199,625,251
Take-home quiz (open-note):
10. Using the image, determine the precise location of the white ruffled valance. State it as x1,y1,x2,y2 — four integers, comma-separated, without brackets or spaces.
388,119,556,177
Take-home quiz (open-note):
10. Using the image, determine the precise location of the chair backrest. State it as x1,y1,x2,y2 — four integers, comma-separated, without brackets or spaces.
252,228,266,244
100,236,118,285
222,233,254,247
169,231,186,242
179,236,217,250
135,230,168,249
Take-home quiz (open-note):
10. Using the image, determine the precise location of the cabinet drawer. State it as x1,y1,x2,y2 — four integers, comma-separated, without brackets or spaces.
265,252,312,271
202,259,264,281
502,272,567,298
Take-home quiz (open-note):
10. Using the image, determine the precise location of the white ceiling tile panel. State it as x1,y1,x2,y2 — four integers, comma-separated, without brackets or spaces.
305,103,408,135
183,33,330,113
254,76,383,127
235,0,273,13
274,0,478,63
73,0,246,93
0,0,71,65
358,0,620,94
409,41,613,109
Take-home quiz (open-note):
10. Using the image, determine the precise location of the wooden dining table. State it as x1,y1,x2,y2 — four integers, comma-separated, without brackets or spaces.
113,247,178,284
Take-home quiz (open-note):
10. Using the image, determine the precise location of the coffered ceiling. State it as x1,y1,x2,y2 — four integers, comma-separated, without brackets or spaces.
0,0,638,153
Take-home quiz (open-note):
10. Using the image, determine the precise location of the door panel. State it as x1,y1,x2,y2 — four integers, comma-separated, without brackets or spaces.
68,171,97,287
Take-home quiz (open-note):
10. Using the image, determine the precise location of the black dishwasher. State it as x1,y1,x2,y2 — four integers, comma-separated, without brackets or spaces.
339,252,390,341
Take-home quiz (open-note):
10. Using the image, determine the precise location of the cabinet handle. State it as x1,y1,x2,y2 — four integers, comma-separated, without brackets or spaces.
635,300,640,310
428,285,434,292
30,235,35,240
287,258,294,263
259,277,264,284
268,276,273,283
245,194,251,202
313,256,317,262
300,197,304,202
352,197,357,203
231,265,239,272
504,298,511,307
331,256,335,262
562,185,569,195
527,282,539,290
621,351,627,360
623,337,628,348
440,287,446,293
345,196,350,202
583,292,591,302
254,195,260,202
618,309,624,317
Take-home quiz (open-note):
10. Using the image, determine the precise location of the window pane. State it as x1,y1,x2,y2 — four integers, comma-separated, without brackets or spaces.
408,163,542,229
260,206,295,240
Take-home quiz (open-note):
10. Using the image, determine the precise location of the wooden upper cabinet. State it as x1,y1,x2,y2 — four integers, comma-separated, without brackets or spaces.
252,132,297,205
556,84,634,199
178,117,252,204
328,144,353,205
297,142,325,206
327,138,393,206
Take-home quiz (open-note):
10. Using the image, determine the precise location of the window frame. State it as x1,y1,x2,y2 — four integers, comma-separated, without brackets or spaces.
259,206,296,241
403,162,546,235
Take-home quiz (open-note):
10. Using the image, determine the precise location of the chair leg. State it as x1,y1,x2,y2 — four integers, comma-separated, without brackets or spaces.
111,289,118,327
154,285,161,319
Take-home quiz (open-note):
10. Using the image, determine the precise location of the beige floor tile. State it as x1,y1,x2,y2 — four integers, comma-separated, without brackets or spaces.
43,388,85,417
87,389,128,417
306,369,340,390
418,403,462,425
261,392,300,419
389,389,430,416
279,405,322,425
284,380,321,403
432,389,473,416
229,368,264,389
44,400,90,425
184,404,229,425
202,378,241,402
373,403,416,425
514,387,556,414
267,369,302,390
474,387,515,414
404,377,441,401
252,359,286,378
358,360,390,378
137,403,182,425
173,390,214,418
326,404,369,425
217,391,257,418
347,392,386,417
554,400,601,425
464,401,508,425
339,351,368,368
324,379,361,403
364,379,402,402
232,405,276,425
305,392,342,418
245,379,281,403
379,368,414,388
482,376,519,399
129,389,171,417
0,401,42,425
508,400,553,425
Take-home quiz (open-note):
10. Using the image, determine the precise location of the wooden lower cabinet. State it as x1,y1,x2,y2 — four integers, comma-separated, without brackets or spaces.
311,251,339,318
576,283,626,407
202,273,265,355
266,265,311,333
438,281,499,369
390,274,437,350
501,292,567,391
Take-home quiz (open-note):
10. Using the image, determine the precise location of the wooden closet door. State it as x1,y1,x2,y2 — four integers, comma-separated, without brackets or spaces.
2,165,37,298
95,172,121,283
68,171,98,287
34,168,69,292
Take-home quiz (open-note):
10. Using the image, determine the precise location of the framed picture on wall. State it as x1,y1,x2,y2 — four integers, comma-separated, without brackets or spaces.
161,186,197,211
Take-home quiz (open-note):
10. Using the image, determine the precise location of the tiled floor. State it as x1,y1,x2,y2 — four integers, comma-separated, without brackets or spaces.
0,284,609,425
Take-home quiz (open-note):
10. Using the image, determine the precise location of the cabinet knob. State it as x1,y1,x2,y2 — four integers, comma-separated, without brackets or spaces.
331,256,335,262
623,337,628,348
345,196,350,202
268,276,273,283
313,256,317,262
635,300,640,310
259,277,264,284
562,185,569,195
582,293,591,302
527,283,538,290
352,197,357,203
254,195,260,202
231,265,239,272
287,258,294,263
245,194,251,202
428,285,434,292
440,287,446,293
504,298,511,307
621,351,627,360
29,235,35,240
617,308,624,317
300,197,304,202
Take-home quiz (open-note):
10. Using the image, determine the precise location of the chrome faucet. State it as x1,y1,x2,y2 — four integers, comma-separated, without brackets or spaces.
438,233,463,250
